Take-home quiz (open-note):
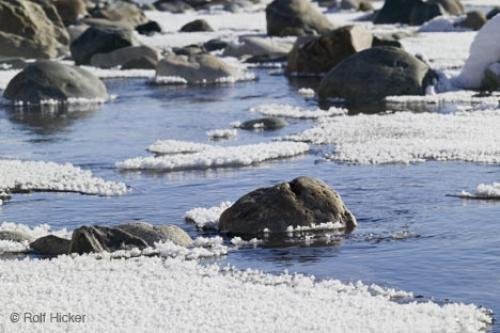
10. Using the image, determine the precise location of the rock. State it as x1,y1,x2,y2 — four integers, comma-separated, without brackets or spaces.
172,45,205,56
223,36,293,59
0,230,31,242
116,222,193,247
266,0,334,36
374,0,464,25
156,54,238,84
0,0,69,59
154,0,193,13
219,176,357,236
30,235,70,255
67,24,89,42
286,25,373,75
52,0,87,26
486,7,500,20
90,45,161,69
3,61,108,103
372,35,402,48
458,11,487,30
318,46,433,103
239,117,288,130
482,63,500,91
0,57,30,69
359,1,374,11
204,39,229,52
341,0,374,11
180,19,214,32
69,225,149,254
89,0,147,28
81,17,132,30
136,21,162,35
70,26,136,65
121,56,158,69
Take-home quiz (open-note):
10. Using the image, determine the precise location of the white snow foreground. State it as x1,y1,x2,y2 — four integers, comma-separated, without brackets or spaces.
117,141,309,171
286,110,500,164
0,159,128,196
251,103,347,119
457,14,500,88
0,255,491,333
458,182,500,200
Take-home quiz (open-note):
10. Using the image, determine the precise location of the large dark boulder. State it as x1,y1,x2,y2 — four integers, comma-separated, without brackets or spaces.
136,21,162,35
219,176,357,236
3,61,108,103
374,0,464,25
0,0,69,58
286,25,373,75
266,0,334,36
318,47,433,103
180,19,214,32
70,26,135,65
30,235,71,256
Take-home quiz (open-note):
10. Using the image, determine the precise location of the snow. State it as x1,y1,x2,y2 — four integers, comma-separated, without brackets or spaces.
0,222,71,253
116,141,310,171
0,159,128,196
250,103,347,119
418,16,469,32
207,128,237,140
385,90,500,109
298,87,315,98
457,14,500,88
458,182,500,200
0,254,491,332
286,109,500,164
154,72,256,85
81,66,155,79
0,69,20,90
184,201,232,230
231,236,263,247
148,139,213,155
286,222,347,233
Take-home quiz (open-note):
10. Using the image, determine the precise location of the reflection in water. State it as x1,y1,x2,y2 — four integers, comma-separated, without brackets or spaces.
4,103,100,135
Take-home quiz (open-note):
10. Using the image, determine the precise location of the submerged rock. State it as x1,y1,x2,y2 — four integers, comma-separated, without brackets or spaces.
180,19,214,32
30,235,70,256
223,36,293,59
318,47,433,103
0,0,69,59
286,25,373,75
3,61,108,103
374,0,464,25
88,0,147,28
70,26,136,65
238,117,288,130
219,176,357,236
266,0,334,36
482,63,500,91
156,54,238,84
154,0,194,13
90,45,161,69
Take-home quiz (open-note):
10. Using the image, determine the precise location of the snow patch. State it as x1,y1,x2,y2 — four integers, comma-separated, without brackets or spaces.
251,103,347,119
207,128,237,140
148,139,212,155
184,201,232,230
0,222,71,253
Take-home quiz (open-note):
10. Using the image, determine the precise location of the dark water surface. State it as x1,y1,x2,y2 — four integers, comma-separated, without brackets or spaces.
1,69,499,331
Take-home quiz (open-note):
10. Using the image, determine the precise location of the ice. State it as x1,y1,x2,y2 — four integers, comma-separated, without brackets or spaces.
0,69,20,90
148,139,213,155
207,129,237,140
458,182,500,200
154,72,256,85
0,254,491,332
184,201,232,230
385,90,500,109
286,109,500,164
298,87,315,98
0,222,71,253
81,66,155,79
286,222,346,233
250,103,347,119
418,16,468,32
457,14,500,88
116,141,310,171
0,159,128,196
231,236,263,247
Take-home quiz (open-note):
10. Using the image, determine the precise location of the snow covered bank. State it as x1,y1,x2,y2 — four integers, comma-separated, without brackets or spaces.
0,159,128,196
250,103,347,119
117,142,309,171
286,109,500,164
0,255,491,332
457,182,500,200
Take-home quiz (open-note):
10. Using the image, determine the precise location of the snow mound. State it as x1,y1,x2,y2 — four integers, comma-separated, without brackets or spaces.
0,255,491,332
207,129,237,140
117,142,310,171
0,159,128,196
457,14,500,88
457,182,500,200
0,222,71,253
185,201,233,230
148,139,212,155
286,110,500,164
251,103,347,119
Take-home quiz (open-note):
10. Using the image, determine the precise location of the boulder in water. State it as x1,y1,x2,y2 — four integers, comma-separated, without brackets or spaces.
30,235,71,256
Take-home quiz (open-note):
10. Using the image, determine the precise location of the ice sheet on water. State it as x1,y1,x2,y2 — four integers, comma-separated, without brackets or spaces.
148,139,213,155
117,141,310,171
458,182,500,200
285,109,500,164
0,254,491,332
419,16,469,32
185,201,232,230
250,103,347,119
0,159,128,196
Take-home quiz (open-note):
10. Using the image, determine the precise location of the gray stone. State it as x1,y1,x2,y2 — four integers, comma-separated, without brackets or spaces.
0,0,69,59
482,63,500,91
156,54,238,84
52,0,87,26
286,25,373,75
219,176,357,236
204,39,229,52
70,26,136,65
116,222,193,247
90,45,161,69
374,0,464,25
121,56,158,69
223,36,293,59
172,45,205,56
0,230,31,242
30,235,70,255
154,225,193,247
180,19,214,32
239,117,288,130
266,0,334,36
458,11,487,30
154,0,193,13
318,46,433,103
89,0,147,28
3,61,108,103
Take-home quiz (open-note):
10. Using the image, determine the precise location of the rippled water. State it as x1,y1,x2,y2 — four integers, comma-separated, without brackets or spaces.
1,69,499,331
